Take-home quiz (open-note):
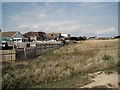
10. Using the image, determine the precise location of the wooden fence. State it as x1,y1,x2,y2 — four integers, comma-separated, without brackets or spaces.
1,43,63,62
1,50,16,62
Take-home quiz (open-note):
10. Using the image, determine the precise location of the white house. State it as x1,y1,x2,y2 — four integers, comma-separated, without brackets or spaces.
2,31,25,42
61,34,70,38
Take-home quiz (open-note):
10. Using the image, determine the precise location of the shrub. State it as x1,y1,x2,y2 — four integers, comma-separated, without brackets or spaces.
102,55,112,61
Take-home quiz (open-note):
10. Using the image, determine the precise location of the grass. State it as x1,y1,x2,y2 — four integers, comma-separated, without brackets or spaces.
2,39,118,89
38,74,93,88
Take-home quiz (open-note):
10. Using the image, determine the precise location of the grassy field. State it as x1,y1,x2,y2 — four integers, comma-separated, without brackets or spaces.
2,39,119,89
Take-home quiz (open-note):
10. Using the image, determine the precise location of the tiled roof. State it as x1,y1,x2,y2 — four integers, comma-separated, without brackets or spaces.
23,32,40,38
2,31,17,38
45,33,61,39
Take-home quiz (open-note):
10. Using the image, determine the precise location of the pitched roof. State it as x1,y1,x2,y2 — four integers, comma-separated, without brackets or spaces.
23,32,40,38
45,33,61,39
2,31,17,38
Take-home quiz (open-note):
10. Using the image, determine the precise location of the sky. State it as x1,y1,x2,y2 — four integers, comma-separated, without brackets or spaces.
0,1,2,29
2,0,120,2
2,1,119,37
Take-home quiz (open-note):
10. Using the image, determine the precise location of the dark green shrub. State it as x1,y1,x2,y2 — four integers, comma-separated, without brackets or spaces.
102,55,112,61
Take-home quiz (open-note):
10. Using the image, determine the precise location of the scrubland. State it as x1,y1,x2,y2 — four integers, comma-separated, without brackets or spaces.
2,39,119,89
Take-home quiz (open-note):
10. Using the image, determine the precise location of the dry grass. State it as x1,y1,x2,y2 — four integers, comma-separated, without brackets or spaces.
2,39,118,89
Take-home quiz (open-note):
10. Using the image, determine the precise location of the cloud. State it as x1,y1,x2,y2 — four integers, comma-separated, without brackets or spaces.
3,19,117,37
15,20,117,37
38,13,47,18
18,24,29,28
10,15,22,20
96,27,116,35
3,2,117,37
16,20,80,33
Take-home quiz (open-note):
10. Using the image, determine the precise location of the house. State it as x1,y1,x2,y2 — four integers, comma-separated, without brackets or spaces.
60,34,70,43
61,34,70,38
88,36,97,40
1,31,25,42
45,32,61,41
23,31,46,42
38,31,46,41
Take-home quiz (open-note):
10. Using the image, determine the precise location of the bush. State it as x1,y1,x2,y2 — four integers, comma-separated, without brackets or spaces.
102,55,112,61
69,37,79,41
78,36,86,41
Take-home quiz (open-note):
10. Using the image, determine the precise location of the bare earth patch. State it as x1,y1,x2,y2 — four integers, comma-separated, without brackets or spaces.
81,71,118,88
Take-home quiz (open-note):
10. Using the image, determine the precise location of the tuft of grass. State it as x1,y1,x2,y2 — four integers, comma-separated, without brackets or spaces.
102,55,113,61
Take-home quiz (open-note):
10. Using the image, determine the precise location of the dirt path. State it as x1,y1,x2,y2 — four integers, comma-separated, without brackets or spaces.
81,71,118,88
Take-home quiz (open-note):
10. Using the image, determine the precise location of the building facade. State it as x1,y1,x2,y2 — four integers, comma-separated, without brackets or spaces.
1,31,25,42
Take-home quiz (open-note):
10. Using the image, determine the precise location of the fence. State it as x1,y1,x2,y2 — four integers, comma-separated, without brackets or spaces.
1,43,63,62
1,50,16,62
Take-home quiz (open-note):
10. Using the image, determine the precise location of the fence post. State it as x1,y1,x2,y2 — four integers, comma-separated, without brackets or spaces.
24,48,27,60
11,50,12,62
15,49,17,60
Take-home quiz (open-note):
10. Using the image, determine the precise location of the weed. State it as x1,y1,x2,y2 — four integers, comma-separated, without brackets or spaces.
102,55,113,61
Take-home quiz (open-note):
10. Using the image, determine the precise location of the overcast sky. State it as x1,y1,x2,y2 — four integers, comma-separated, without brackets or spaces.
2,1,118,37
